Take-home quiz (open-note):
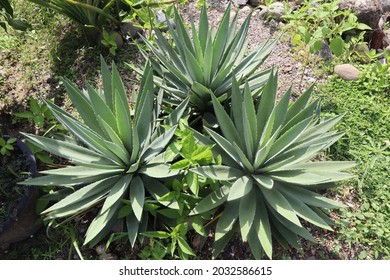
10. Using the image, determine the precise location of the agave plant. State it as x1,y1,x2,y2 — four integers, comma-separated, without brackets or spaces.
21,57,189,247
27,0,120,28
190,72,356,259
131,4,275,114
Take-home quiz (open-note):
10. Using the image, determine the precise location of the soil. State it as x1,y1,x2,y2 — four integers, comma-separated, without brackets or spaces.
0,141,30,232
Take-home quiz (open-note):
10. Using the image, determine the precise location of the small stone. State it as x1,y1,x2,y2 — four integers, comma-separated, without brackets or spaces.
334,64,361,81
267,2,286,21
232,0,248,6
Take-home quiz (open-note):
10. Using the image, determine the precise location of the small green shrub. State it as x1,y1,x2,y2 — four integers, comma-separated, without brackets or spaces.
286,0,370,58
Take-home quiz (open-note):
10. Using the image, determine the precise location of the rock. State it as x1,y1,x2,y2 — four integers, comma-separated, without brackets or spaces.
121,22,143,39
319,40,333,60
232,0,248,6
248,0,263,6
339,0,383,29
156,11,176,32
354,43,371,63
334,64,361,80
267,2,286,21
383,29,390,48
386,45,390,53
383,0,390,12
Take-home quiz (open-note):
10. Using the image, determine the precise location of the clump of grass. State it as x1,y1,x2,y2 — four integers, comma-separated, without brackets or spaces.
316,77,390,259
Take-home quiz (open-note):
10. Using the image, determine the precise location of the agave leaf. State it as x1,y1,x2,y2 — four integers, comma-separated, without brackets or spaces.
183,42,205,84
270,215,301,250
270,207,316,243
40,166,122,176
215,200,240,241
139,163,178,178
212,230,235,259
100,174,132,214
126,211,139,247
142,176,180,209
203,34,213,85
239,188,256,241
254,193,273,259
270,170,354,185
281,98,319,135
129,176,144,222
296,114,344,143
140,125,177,163
154,28,186,73
61,78,102,135
114,89,133,152
252,174,274,190
210,93,241,145
274,161,357,172
253,127,281,169
211,3,230,73
86,82,117,135
247,225,265,260
284,84,314,123
279,185,345,208
22,173,113,187
271,87,291,135
256,70,277,135
21,133,115,168
265,116,313,161
100,55,113,110
41,176,119,216
190,185,230,215
283,191,333,230
261,188,302,227
198,4,209,51
227,175,253,201
84,200,122,246
204,127,242,167
190,165,244,181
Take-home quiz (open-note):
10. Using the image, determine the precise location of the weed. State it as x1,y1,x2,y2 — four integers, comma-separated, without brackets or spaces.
317,77,390,259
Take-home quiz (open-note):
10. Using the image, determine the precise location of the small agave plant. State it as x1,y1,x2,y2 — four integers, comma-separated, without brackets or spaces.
21,57,189,247
190,71,356,259
131,4,275,115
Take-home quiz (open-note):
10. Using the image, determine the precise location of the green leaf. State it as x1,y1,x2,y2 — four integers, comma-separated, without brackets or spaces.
254,194,272,259
177,236,195,256
84,200,121,246
227,175,253,201
192,216,207,237
100,174,132,214
215,200,239,241
190,165,244,181
129,176,144,221
261,188,302,227
126,211,140,247
190,185,230,215
142,231,170,239
252,174,274,189
239,188,256,241
329,37,344,57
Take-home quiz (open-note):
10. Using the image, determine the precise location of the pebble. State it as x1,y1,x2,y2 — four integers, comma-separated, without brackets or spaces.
334,64,361,81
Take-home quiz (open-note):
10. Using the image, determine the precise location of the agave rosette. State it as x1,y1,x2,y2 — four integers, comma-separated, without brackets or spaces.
190,72,355,259
131,4,275,114
21,58,189,247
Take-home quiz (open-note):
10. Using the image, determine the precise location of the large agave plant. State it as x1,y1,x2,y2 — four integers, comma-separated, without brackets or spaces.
21,57,189,247
190,72,356,259
132,4,275,114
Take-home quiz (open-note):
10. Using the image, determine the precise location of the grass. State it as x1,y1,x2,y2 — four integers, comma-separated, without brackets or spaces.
315,77,390,259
